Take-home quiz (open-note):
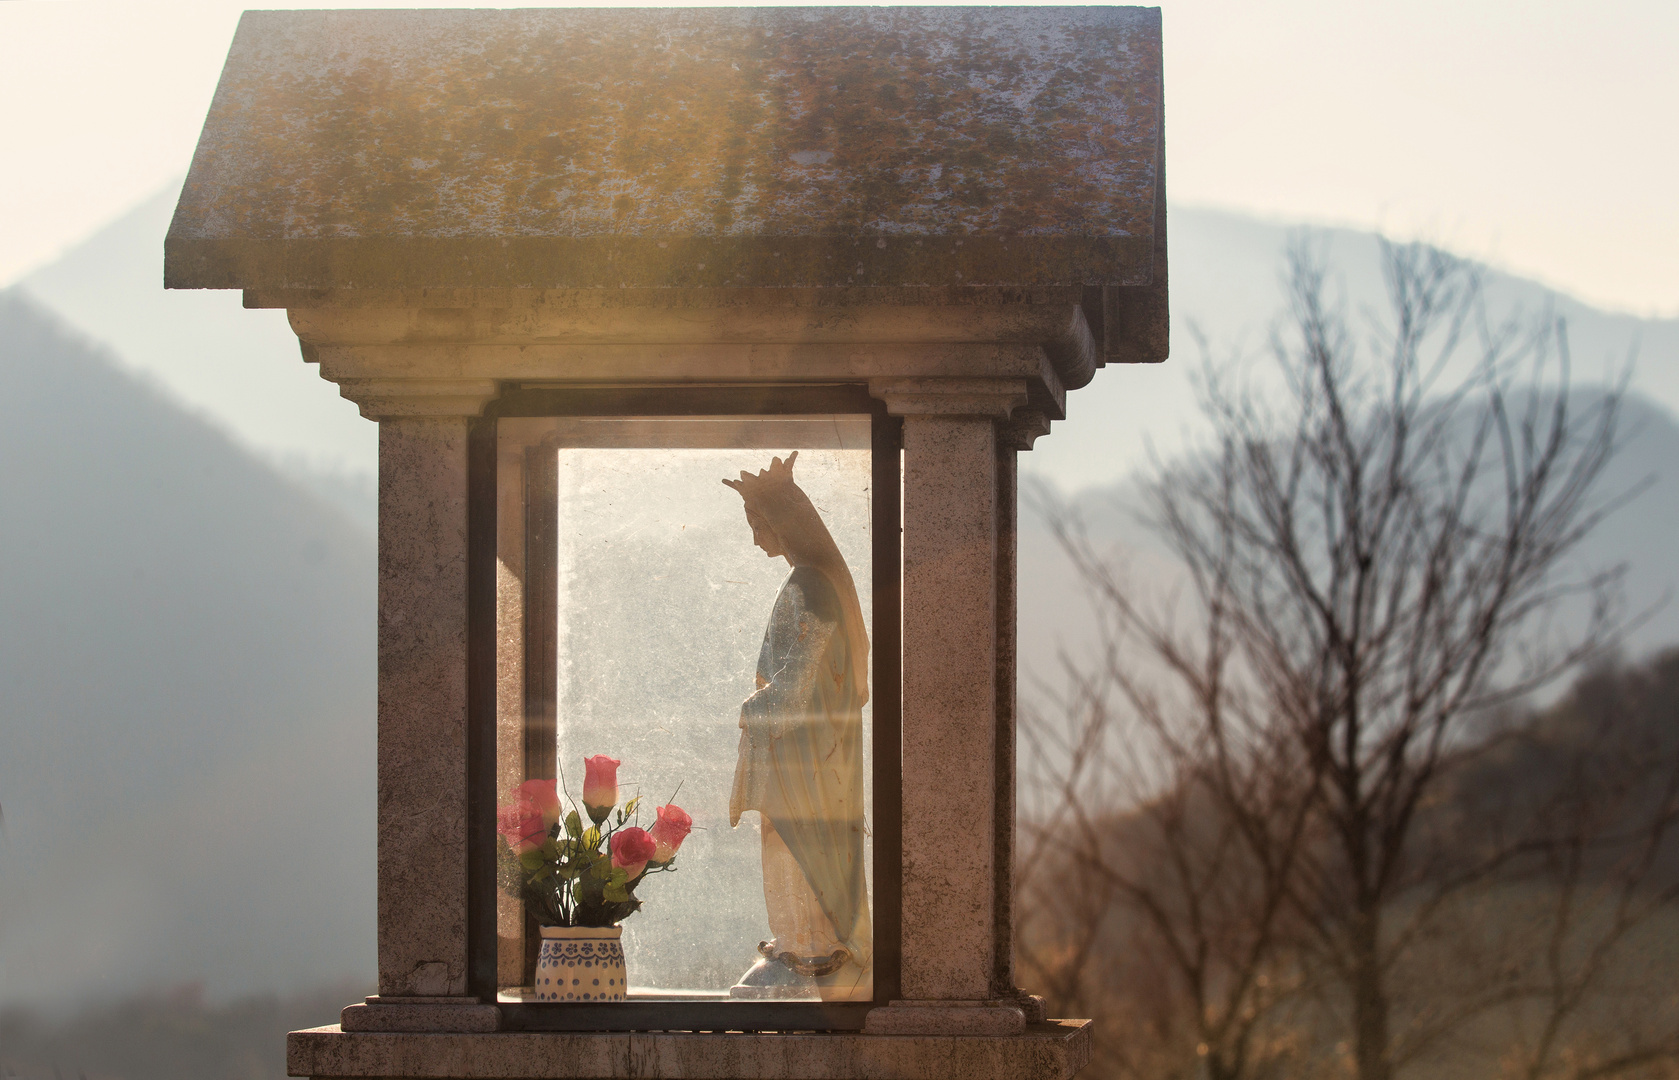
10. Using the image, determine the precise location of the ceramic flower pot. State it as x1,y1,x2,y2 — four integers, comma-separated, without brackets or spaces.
534,925,627,1002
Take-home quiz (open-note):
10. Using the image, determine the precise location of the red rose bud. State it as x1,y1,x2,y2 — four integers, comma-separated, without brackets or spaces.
610,826,657,879
514,778,561,830
648,803,693,864
496,803,547,855
582,754,620,824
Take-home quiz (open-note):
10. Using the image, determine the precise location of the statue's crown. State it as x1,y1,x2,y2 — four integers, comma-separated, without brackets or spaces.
722,451,799,506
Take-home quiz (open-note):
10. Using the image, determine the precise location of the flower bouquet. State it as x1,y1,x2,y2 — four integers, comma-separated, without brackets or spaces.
496,754,692,927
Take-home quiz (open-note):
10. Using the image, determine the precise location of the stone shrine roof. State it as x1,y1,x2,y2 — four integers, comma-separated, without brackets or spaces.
166,6,1165,294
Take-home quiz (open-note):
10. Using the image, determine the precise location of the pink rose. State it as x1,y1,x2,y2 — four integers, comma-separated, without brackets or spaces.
648,804,692,864
582,754,621,824
514,778,561,830
610,826,657,879
496,803,547,855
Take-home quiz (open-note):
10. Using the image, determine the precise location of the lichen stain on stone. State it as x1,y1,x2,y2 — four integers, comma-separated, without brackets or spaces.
181,7,1162,245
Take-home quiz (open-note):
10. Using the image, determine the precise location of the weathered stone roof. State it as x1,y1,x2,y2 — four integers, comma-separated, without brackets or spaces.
166,6,1164,293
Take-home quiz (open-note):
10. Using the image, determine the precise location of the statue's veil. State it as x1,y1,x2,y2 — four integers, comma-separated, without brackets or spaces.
722,452,870,704
724,451,875,981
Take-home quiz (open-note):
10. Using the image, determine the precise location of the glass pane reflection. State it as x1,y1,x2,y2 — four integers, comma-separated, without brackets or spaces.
496,418,873,1004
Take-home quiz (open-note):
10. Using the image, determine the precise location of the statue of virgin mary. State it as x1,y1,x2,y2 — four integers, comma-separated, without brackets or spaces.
724,452,872,1001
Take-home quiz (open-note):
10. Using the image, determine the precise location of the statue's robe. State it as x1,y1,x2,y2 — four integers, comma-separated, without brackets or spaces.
730,566,871,994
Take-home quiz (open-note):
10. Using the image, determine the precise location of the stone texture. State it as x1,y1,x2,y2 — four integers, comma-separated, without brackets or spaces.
342,1001,502,1034
281,290,1087,403
862,1003,1026,1037
869,378,1029,420
289,1022,1093,1080
992,446,1020,1001
998,409,1054,452
377,418,472,997
316,343,1062,412
167,8,1162,291
337,379,500,420
894,410,1002,1002
1102,137,1169,366
279,290,1098,349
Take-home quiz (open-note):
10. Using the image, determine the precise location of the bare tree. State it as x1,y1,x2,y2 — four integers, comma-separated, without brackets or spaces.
1023,237,1635,1080
1018,539,1324,1080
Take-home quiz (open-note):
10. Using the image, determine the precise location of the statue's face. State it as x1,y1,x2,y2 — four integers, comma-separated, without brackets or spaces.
745,511,787,560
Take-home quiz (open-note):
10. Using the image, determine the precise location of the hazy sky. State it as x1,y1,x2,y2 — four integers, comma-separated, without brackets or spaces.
1,0,1675,317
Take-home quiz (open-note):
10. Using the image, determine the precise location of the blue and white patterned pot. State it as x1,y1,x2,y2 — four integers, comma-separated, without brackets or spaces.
534,925,627,1002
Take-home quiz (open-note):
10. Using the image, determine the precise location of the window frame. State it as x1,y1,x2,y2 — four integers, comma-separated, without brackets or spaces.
466,383,903,1032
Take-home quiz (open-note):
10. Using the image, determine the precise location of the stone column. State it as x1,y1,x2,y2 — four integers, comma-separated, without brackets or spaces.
864,378,1029,1037
374,415,472,998
994,408,1052,1014
334,375,502,1034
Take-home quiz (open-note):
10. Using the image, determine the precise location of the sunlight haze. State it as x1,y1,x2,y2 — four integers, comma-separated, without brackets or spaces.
1,0,1676,316
4,4,1679,1054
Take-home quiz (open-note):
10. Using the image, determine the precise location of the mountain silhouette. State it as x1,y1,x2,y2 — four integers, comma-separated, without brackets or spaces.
0,290,375,1008
19,182,376,483
1028,207,1679,494
1020,388,1679,708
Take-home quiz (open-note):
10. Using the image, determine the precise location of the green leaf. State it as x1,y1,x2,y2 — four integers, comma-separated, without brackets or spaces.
564,810,583,840
623,796,641,817
583,826,601,851
603,881,630,903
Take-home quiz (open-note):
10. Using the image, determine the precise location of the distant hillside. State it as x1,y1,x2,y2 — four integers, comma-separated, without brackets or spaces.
0,981,368,1080
19,183,376,481
1018,214,1679,700
1029,207,1679,493
0,290,376,1008
1020,389,1679,701
1015,648,1679,1080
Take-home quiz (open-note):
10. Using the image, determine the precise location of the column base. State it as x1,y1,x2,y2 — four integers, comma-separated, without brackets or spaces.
289,1021,1093,1079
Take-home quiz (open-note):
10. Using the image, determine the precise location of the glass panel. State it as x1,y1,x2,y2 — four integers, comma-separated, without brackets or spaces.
495,416,873,1004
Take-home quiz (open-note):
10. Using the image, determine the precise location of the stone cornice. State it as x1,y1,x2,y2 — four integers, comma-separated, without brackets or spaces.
999,408,1054,451
284,292,1097,393
335,378,500,419
287,292,1089,413
869,378,1031,419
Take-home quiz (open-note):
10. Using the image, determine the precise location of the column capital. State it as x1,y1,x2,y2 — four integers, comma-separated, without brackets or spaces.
869,377,1029,418
337,378,500,420
998,407,1053,451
